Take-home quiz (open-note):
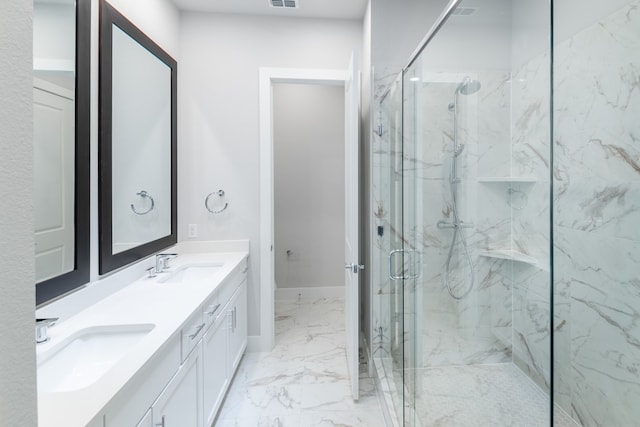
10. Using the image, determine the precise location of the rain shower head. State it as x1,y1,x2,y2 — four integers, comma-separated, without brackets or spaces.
448,77,481,111
456,77,481,95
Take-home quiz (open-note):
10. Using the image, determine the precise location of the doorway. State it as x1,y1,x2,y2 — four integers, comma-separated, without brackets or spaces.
272,83,345,299
258,67,347,351
258,63,361,399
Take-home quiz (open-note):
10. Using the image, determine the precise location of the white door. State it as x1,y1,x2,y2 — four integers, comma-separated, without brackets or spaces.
33,80,75,283
344,51,361,401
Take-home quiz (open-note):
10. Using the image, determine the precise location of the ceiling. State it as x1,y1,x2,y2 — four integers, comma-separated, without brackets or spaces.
171,0,368,20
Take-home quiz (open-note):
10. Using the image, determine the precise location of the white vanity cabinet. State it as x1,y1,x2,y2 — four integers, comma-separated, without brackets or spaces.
227,279,248,374
202,309,229,426
101,258,248,427
201,277,248,426
136,409,152,427
151,343,202,427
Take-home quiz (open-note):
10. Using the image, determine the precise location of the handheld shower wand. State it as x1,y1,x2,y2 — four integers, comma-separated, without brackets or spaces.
442,76,480,300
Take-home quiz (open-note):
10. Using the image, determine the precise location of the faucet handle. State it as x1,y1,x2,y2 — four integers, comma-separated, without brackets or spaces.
36,318,59,343
146,266,157,278
157,253,178,270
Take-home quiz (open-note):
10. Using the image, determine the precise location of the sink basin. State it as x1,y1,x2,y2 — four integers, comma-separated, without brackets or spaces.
158,263,223,284
38,324,154,393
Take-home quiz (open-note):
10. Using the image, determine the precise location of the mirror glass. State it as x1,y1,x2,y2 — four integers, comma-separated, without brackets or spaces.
111,26,172,254
99,1,177,274
34,0,90,304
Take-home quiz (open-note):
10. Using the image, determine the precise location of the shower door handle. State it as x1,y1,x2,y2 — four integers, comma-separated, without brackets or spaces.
389,249,421,281
388,249,406,280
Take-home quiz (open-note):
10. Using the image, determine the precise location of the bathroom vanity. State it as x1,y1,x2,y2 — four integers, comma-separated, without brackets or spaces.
36,248,248,427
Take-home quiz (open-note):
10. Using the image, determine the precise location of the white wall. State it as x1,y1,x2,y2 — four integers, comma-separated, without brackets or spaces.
372,0,449,86
0,1,37,425
33,2,75,73
101,0,180,56
178,12,362,337
273,84,345,289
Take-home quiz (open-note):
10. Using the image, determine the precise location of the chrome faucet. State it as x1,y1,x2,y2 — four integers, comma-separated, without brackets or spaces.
36,318,58,343
155,253,177,274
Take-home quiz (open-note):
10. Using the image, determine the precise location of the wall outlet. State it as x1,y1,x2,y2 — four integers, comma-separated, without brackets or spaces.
187,223,198,238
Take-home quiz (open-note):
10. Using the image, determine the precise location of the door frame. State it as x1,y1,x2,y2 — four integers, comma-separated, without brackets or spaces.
258,67,347,351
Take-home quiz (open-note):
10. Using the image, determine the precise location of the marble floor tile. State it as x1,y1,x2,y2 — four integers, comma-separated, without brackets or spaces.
216,298,386,427
374,357,579,426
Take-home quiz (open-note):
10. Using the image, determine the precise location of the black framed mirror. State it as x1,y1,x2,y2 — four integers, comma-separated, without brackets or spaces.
35,0,91,305
99,0,177,274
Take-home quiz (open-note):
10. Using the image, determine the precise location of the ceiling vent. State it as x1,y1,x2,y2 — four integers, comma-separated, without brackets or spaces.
270,0,298,8
452,7,478,16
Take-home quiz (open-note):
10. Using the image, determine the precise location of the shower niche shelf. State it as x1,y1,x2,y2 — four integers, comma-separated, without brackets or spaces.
479,249,549,272
477,176,537,183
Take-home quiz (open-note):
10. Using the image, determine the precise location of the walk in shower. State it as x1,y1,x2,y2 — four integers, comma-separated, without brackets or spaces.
370,0,640,425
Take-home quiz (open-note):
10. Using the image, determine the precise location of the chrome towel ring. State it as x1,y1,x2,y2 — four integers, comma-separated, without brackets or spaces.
205,190,228,214
131,190,155,215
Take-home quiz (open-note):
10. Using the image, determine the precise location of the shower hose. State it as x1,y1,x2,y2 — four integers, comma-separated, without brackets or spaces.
443,172,475,300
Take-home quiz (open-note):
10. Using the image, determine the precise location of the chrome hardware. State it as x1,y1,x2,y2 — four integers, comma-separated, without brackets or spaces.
146,266,157,278
189,323,206,340
155,415,165,427
36,318,58,343
130,190,155,215
388,249,405,280
205,303,221,318
232,307,237,331
388,249,421,281
345,263,365,274
155,253,177,273
205,189,229,213
437,220,474,229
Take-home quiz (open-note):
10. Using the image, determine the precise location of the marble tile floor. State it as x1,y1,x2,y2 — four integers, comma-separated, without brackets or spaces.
410,363,579,427
375,358,579,426
215,298,387,426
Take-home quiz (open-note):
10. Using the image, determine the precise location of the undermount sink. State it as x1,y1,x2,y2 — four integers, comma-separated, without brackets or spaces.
158,263,223,284
38,324,154,393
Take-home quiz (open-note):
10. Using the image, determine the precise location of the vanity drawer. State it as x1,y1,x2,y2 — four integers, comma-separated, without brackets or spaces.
180,311,205,362
202,291,222,331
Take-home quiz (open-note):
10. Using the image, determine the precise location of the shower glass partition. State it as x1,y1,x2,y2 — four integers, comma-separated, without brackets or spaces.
401,0,554,423
374,75,406,423
373,0,640,425
372,0,557,425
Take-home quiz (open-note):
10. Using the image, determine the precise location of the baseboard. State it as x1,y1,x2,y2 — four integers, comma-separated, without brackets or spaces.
275,286,344,300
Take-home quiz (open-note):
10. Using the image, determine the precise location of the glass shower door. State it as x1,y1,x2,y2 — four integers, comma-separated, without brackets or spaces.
373,75,406,424
398,0,552,425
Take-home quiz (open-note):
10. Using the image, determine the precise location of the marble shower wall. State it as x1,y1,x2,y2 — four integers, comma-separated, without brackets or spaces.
509,49,553,393
412,71,515,367
553,1,640,425
371,75,403,362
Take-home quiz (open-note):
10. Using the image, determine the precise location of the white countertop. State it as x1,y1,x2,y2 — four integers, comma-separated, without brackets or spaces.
36,249,248,427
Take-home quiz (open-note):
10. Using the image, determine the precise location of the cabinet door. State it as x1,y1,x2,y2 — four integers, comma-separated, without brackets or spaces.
202,314,229,426
228,280,247,373
136,409,152,427
152,344,202,427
